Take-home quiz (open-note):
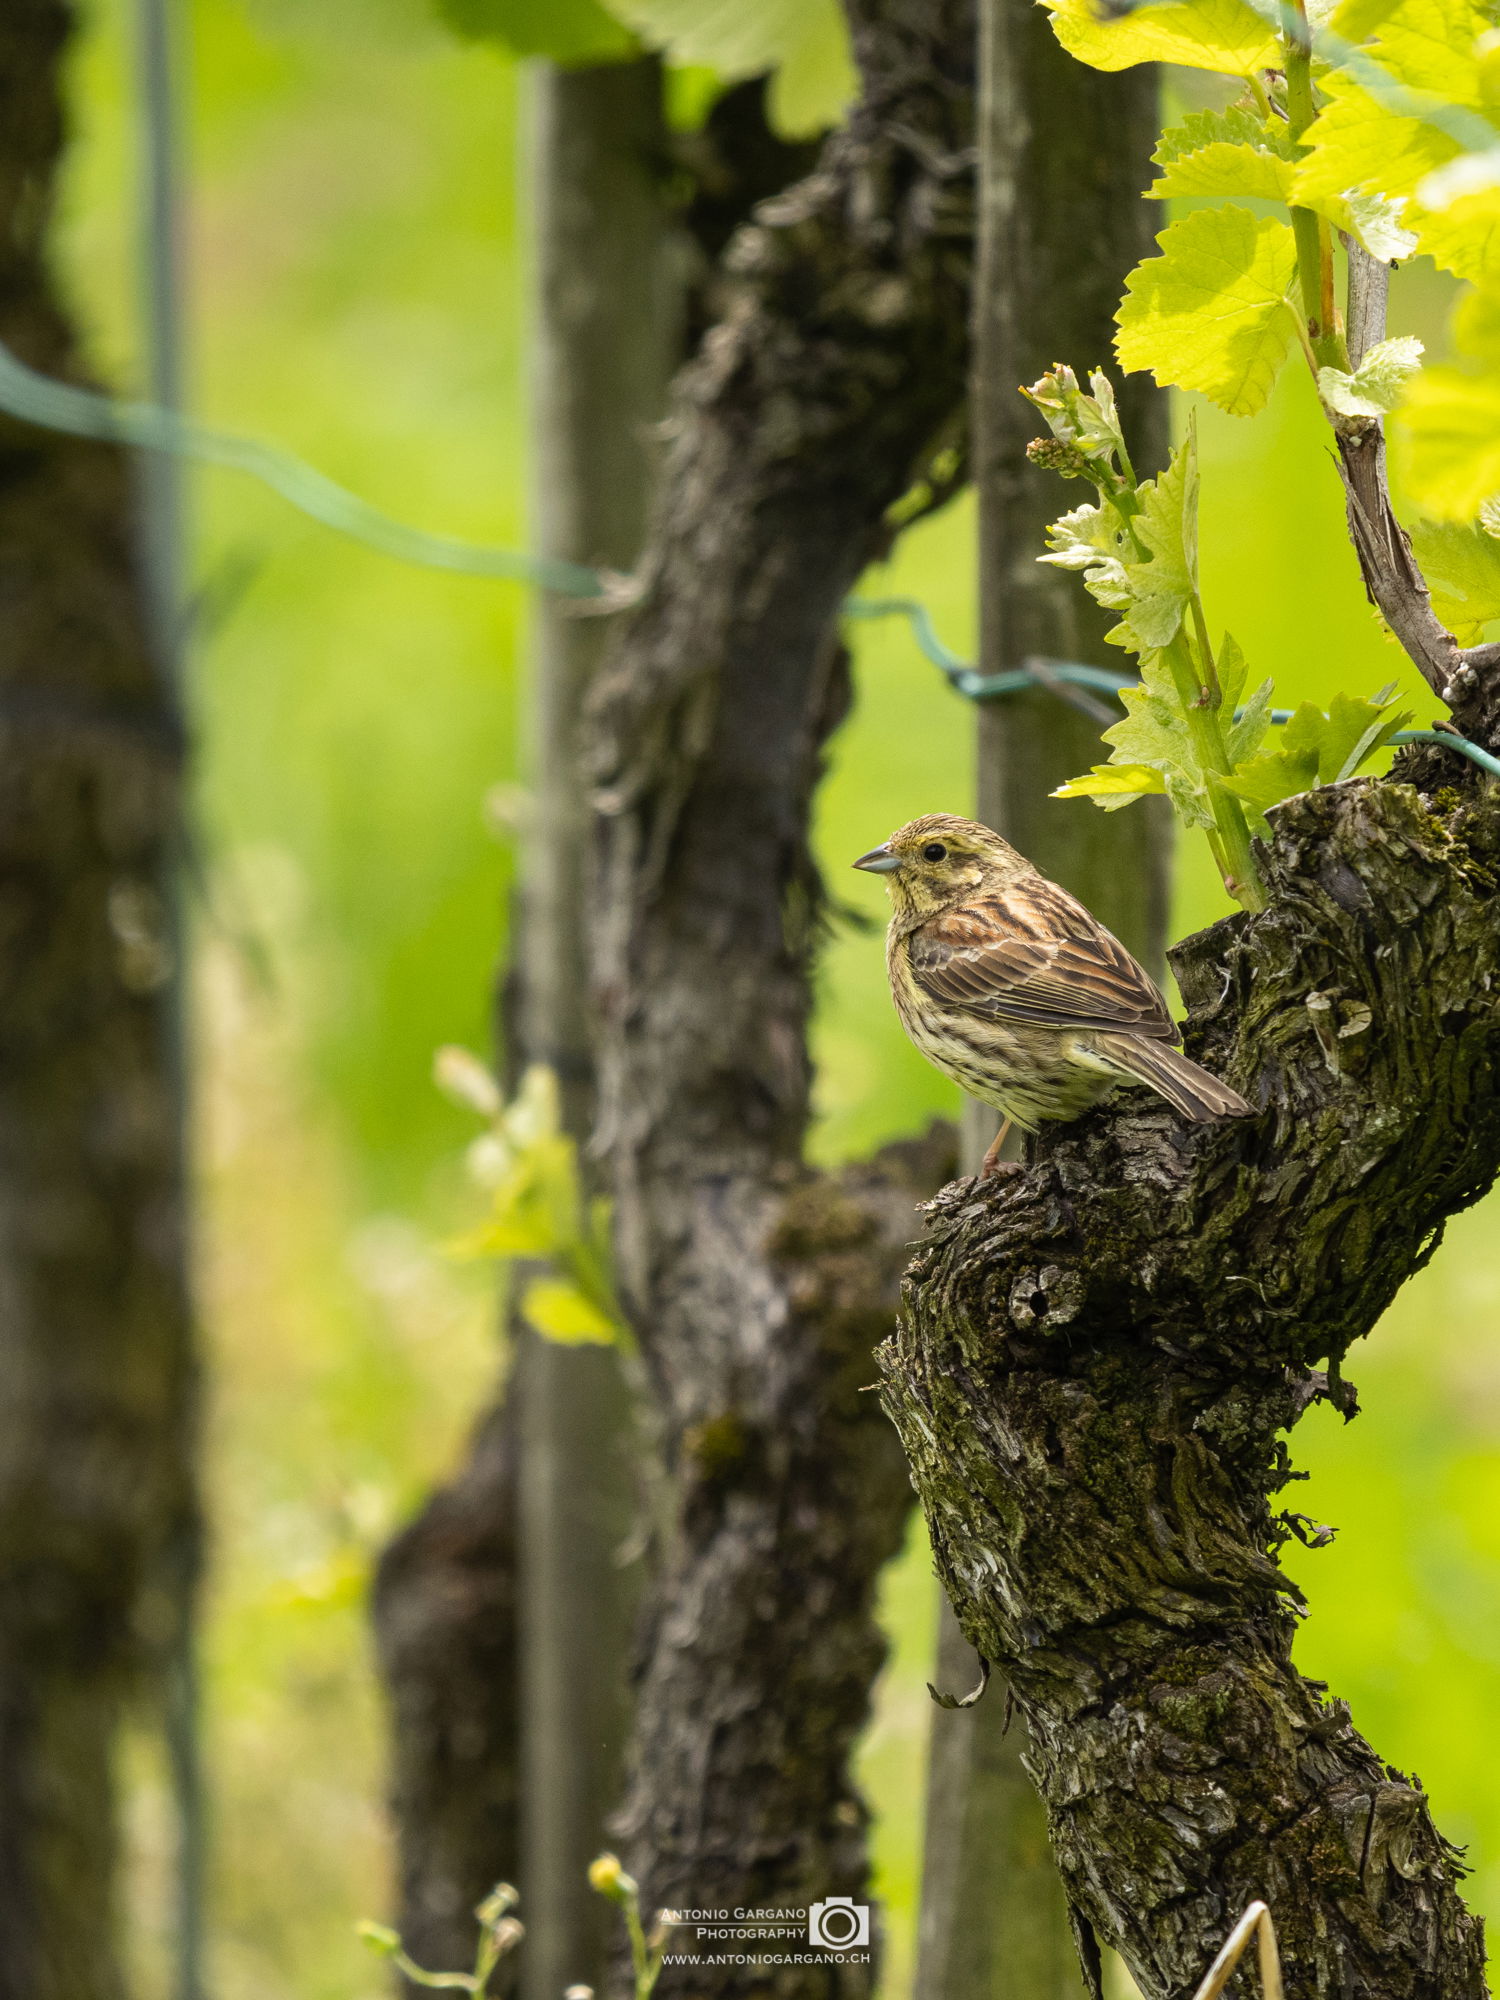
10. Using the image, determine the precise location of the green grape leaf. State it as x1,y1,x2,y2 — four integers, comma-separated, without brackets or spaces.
1318,333,1425,418
1149,140,1297,202
1039,497,1133,609
1216,629,1251,710
1395,359,1500,516
1341,0,1488,101
1116,207,1299,417
1412,176,1500,286
1216,632,1275,767
1291,0,1500,279
1154,106,1297,165
1101,654,1218,829
1229,677,1277,766
1327,0,1407,42
520,1275,620,1346
1036,418,1202,654
606,0,856,135
766,2,856,134
1290,76,1461,214
1338,189,1420,261
1052,762,1168,810
1453,279,1500,361
1222,691,1410,835
1041,0,1278,74
1409,518,1500,638
434,0,636,58
1116,429,1198,651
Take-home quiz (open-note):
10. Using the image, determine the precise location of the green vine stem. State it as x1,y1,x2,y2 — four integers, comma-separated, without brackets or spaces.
1283,0,1349,371
1108,470,1267,910
1163,632,1267,911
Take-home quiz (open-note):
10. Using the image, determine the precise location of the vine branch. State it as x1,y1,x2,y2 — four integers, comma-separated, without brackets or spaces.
1332,244,1500,730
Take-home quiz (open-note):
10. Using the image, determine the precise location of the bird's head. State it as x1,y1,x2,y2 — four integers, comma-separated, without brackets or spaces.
852,813,1030,921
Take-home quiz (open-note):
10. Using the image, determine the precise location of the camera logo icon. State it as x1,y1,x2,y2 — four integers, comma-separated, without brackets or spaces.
808,1897,870,1950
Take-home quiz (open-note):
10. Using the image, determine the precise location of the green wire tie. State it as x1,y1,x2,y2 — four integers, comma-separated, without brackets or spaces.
2,342,1496,779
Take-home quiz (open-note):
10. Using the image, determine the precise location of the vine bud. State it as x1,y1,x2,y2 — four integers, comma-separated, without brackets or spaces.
1026,436,1092,478
588,1853,637,1902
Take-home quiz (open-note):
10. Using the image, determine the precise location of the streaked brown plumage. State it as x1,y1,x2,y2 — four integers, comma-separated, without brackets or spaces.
854,813,1249,1171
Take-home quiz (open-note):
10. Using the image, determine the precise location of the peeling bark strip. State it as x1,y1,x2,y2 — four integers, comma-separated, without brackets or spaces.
880,777,1498,2000
586,13,973,1975
0,5,194,1995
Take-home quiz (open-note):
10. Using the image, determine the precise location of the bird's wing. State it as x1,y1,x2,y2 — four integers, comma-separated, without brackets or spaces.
907,878,1177,1038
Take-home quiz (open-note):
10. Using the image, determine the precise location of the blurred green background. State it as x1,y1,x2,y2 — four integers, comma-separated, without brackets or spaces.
54,4,1500,1994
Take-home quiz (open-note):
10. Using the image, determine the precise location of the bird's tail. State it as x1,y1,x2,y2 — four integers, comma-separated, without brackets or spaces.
1093,1034,1251,1122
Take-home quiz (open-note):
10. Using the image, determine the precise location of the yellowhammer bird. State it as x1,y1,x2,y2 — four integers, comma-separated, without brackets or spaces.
854,812,1250,1175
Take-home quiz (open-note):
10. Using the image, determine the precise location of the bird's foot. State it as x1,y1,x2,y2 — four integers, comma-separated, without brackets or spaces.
978,1158,1024,1182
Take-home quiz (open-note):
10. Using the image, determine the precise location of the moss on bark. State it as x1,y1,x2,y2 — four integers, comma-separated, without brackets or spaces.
881,777,1500,2000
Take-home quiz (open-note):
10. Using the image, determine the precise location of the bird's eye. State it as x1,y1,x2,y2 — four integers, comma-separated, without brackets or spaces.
922,841,948,862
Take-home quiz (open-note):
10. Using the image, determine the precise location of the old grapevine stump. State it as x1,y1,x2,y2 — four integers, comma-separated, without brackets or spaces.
881,777,1500,2000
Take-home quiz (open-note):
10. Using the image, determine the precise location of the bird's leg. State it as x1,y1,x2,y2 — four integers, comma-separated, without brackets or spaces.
980,1118,1021,1179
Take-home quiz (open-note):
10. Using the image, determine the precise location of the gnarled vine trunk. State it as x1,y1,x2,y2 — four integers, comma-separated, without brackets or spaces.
585,1,974,1988
913,0,1169,1982
881,775,1498,2000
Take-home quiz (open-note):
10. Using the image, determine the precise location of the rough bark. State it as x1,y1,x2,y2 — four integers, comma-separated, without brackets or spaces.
881,773,1500,2000
916,5,1169,1989
585,2,974,1989
0,4,195,1996
675,78,823,358
606,1132,956,1992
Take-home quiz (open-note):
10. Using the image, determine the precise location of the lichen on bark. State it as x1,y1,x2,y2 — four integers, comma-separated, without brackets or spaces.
880,775,1500,2000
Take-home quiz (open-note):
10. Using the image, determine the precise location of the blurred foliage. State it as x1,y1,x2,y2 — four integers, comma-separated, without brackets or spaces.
53,3,1500,1995
420,0,853,134
600,0,856,134
434,0,637,63
359,1879,525,1989
439,1056,625,1346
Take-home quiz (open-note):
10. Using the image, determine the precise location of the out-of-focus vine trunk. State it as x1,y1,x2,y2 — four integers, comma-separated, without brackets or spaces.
0,4,195,1995
514,59,674,2000
370,55,841,1994
916,3,1167,1993
583,3,974,1992
373,57,673,1993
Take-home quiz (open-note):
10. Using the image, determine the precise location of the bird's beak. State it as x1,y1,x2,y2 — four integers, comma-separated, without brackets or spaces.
853,843,901,874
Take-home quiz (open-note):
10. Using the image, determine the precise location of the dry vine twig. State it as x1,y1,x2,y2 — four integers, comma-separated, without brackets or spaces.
1334,243,1500,721
1190,1902,1286,2000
